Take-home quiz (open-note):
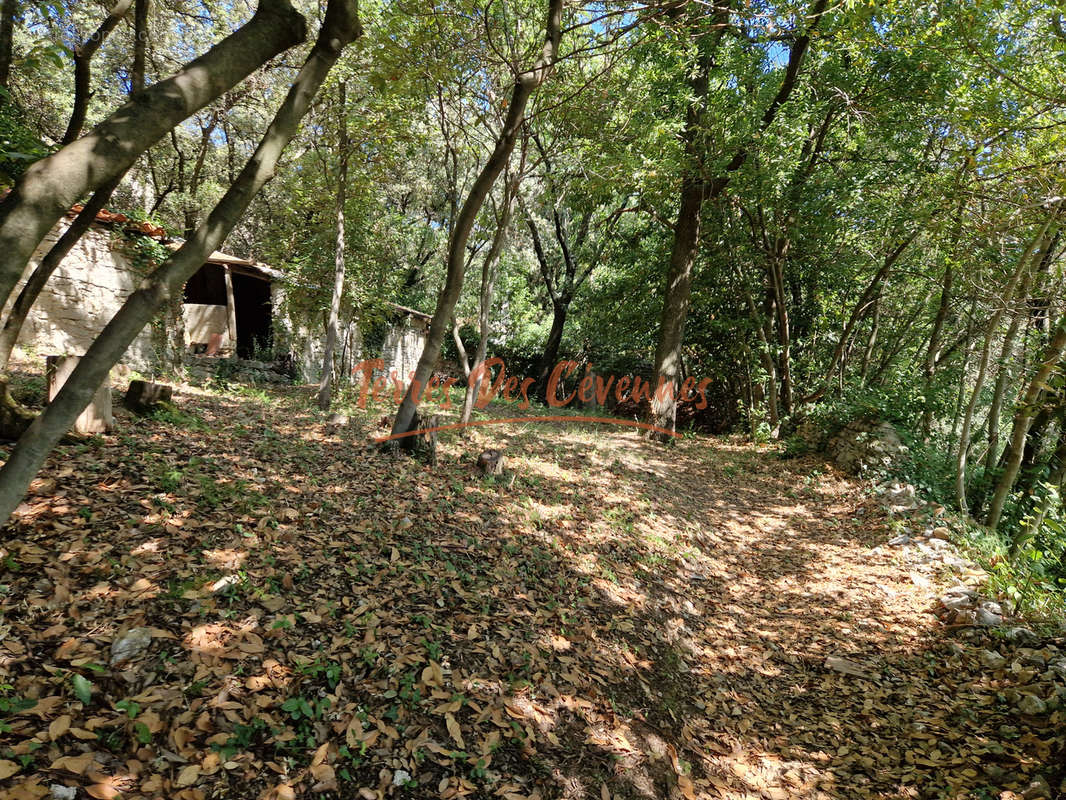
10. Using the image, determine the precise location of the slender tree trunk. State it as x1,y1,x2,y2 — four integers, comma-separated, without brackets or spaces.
0,0,17,90
860,291,881,382
645,17,723,439
131,0,148,92
318,82,348,411
61,0,134,145
986,225,1059,475
950,301,977,445
987,319,1066,531
983,298,1028,475
0,0,307,313
737,274,779,430
770,250,793,414
955,219,1050,513
922,262,953,438
534,300,568,402
1009,422,1066,559
0,0,360,527
389,0,563,442
460,172,520,425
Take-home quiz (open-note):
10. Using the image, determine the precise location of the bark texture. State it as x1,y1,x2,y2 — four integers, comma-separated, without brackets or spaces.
318,82,348,411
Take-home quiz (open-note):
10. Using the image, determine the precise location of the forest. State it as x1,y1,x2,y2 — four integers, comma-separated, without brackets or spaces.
0,0,1064,798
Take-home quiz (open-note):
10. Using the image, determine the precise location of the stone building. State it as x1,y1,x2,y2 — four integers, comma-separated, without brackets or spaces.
10,207,430,384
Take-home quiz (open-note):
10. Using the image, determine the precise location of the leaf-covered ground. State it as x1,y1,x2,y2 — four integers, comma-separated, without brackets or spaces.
0,376,1062,800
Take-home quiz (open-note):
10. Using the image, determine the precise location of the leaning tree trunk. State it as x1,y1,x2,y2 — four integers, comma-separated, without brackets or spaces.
389,0,563,443
0,0,307,312
985,225,1058,475
1009,423,1066,559
318,82,348,411
955,220,1049,514
0,0,361,527
987,319,1066,532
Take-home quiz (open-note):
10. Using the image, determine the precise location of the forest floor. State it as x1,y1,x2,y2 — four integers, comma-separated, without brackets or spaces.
0,370,1062,800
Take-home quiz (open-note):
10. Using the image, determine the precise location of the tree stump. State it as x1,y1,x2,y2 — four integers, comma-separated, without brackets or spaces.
404,411,439,465
46,355,112,434
477,448,506,475
325,412,349,433
124,380,173,414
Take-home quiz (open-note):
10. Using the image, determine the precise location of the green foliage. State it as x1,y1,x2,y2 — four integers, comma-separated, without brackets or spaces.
71,673,92,706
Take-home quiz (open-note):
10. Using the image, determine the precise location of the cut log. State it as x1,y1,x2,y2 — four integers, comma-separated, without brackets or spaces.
477,448,506,475
46,355,111,434
124,379,173,414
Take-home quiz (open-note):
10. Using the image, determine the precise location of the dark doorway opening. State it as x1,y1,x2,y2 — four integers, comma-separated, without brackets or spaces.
232,273,272,359
183,264,226,304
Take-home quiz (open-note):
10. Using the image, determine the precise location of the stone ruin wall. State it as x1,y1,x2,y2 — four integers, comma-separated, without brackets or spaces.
9,222,158,372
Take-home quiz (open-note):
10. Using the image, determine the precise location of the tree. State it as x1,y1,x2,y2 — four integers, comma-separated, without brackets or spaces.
319,82,350,411
646,0,828,439
0,0,362,526
0,0,307,312
389,0,564,443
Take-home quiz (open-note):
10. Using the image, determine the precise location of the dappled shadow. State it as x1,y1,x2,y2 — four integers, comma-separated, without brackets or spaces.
0,379,1061,800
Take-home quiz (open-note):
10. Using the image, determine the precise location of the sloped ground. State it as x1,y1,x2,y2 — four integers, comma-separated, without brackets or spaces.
0,378,1061,800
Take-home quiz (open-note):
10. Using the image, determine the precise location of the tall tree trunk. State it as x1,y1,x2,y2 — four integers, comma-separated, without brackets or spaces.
0,0,360,527
460,170,520,425
0,0,307,313
770,249,793,414
389,0,563,442
955,219,1050,514
922,262,953,438
61,0,134,145
986,225,1060,475
318,82,348,411
860,290,881,382
987,319,1066,531
648,0,826,438
131,0,148,92
645,13,725,440
0,0,17,90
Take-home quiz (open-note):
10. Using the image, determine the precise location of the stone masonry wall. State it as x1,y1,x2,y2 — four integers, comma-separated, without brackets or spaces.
9,222,158,371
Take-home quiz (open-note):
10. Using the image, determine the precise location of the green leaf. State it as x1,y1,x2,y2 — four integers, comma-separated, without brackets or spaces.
71,674,92,706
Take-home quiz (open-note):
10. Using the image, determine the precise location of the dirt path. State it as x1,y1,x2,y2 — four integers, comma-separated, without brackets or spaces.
0,383,1061,800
